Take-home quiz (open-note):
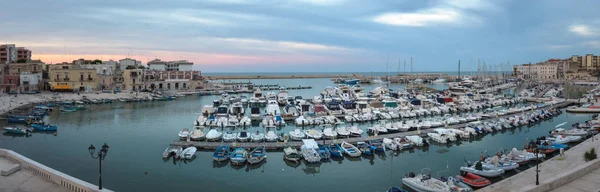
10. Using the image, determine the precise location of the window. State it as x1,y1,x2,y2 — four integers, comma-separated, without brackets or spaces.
80,74,84,81
178,75,183,79
34,66,36,71
170,75,175,79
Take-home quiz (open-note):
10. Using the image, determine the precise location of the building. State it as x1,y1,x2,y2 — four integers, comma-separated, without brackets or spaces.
48,64,99,92
119,58,141,70
0,44,31,63
571,54,600,70
514,59,586,81
143,70,202,91
147,59,193,71
20,72,42,91
0,61,44,92
122,69,144,91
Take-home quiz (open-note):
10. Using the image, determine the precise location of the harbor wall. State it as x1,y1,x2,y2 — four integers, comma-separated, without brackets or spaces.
0,148,112,192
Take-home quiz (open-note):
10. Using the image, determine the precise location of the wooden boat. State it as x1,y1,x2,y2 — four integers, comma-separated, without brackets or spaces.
179,147,197,160
31,123,57,131
328,143,344,157
456,172,491,187
317,144,331,160
162,146,183,158
247,146,267,164
341,141,361,157
283,146,302,163
368,140,385,152
357,141,373,155
230,148,248,165
3,127,30,134
212,145,230,162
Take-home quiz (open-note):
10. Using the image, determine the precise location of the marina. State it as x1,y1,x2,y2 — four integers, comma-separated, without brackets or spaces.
1,77,599,192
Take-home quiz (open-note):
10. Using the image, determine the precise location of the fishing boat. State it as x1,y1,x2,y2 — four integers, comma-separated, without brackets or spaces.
230,148,248,165
206,129,223,141
402,168,451,192
300,139,321,163
368,140,385,152
265,131,279,142
178,128,191,140
247,146,267,164
357,141,373,156
31,123,57,131
328,143,344,157
237,131,250,142
212,145,231,162
162,146,183,158
3,127,31,135
190,129,206,141
341,141,361,157
317,144,331,160
283,146,302,163
456,172,491,187
179,147,197,160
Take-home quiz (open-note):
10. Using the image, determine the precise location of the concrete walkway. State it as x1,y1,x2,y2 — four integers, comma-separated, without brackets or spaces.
479,134,600,192
0,157,69,192
551,168,600,192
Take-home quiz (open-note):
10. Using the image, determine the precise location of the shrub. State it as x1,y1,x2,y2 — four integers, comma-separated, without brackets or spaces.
584,148,597,162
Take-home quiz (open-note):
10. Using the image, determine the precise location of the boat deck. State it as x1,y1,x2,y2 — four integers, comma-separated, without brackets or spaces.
170,101,575,150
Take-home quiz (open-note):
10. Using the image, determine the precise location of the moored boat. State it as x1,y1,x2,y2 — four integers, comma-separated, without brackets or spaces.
455,172,491,187
328,143,344,157
162,146,183,158
3,126,31,134
402,168,451,192
213,145,231,162
31,123,57,131
230,148,248,165
179,147,197,160
247,146,267,164
341,141,361,157
283,146,302,163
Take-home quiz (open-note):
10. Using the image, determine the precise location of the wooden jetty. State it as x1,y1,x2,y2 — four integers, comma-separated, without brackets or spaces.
170,101,575,150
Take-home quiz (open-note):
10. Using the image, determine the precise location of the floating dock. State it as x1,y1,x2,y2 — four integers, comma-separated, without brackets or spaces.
171,101,576,150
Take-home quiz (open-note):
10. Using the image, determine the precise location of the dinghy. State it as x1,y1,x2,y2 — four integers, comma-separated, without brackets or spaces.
441,176,473,192
230,148,248,165
31,123,57,131
456,172,491,187
402,169,451,192
247,146,267,164
283,146,302,163
162,146,183,158
460,163,505,177
179,147,197,160
212,145,230,162
3,127,30,135
206,129,223,141
178,128,191,140
341,141,361,157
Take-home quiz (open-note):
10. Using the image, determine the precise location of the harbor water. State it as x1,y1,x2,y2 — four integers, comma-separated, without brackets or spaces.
0,78,592,191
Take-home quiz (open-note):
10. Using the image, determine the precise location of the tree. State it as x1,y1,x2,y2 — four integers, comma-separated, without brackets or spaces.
137,65,146,69
125,65,136,69
16,59,27,63
91,59,102,64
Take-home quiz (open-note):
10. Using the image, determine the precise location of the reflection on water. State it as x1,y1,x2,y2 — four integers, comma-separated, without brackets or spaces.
245,161,267,172
213,160,229,168
302,162,321,175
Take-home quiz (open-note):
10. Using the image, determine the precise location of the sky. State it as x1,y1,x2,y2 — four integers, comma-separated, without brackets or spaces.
1,0,600,72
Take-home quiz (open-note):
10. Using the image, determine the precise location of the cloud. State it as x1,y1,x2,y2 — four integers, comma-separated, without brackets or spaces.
569,24,597,36
371,0,494,27
585,41,600,48
373,8,462,27
297,0,346,6
206,37,356,54
546,45,572,49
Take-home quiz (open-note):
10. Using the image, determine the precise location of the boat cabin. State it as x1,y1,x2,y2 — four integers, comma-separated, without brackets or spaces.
215,105,229,117
253,88,263,98
327,102,341,111
250,106,261,115
342,101,356,110
357,101,369,109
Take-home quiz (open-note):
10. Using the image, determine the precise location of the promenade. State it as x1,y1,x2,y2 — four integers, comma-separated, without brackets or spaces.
479,134,600,192
0,157,69,192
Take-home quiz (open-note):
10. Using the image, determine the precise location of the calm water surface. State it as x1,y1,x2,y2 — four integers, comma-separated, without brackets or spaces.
0,78,591,192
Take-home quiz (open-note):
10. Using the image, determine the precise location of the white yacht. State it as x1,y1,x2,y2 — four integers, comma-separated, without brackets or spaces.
228,102,245,116
264,100,281,117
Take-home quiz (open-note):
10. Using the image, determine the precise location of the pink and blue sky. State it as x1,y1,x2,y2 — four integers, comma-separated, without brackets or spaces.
2,0,600,72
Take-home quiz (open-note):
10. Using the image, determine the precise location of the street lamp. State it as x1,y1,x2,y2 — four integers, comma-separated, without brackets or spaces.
530,140,540,185
88,143,109,190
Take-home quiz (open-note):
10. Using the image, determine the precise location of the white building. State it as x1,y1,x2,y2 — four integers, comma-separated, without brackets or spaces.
83,60,119,76
19,72,42,91
148,59,193,71
119,58,141,70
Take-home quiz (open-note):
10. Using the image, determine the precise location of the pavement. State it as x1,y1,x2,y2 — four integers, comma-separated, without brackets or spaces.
479,134,600,192
551,168,600,192
0,157,69,192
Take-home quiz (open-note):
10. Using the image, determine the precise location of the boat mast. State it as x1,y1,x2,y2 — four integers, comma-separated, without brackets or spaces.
458,60,461,80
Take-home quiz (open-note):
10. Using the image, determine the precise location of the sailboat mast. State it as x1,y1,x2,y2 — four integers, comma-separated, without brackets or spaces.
458,60,461,80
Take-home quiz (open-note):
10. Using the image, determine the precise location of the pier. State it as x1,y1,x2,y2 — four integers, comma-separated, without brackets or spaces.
171,101,576,150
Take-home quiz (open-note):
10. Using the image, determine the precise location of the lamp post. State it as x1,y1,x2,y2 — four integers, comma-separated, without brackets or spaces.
88,143,109,190
534,144,539,185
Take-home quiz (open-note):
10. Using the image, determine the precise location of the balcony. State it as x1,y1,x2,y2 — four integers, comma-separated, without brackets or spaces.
54,78,62,82
63,78,70,81
88,77,94,81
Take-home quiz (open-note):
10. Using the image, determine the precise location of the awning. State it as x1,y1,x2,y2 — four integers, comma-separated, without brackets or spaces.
52,85,73,90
